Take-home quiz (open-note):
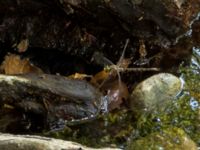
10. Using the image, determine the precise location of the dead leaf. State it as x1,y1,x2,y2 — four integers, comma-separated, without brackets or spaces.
139,39,147,59
68,73,92,80
104,80,129,111
3,104,14,109
17,39,29,53
0,54,43,75
90,70,110,86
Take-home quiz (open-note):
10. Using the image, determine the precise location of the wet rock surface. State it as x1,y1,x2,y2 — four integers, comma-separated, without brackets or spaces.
0,74,103,132
0,0,199,63
192,18,200,47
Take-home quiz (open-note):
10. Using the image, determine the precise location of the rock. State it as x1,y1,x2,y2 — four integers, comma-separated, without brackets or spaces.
63,0,200,46
130,73,182,114
192,18,200,47
0,133,120,150
0,74,104,132
0,0,200,59
127,127,197,150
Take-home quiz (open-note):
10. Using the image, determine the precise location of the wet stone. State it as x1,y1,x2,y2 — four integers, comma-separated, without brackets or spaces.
130,73,182,114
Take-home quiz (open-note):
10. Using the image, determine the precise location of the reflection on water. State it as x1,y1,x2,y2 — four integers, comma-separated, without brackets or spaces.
190,97,199,110
181,47,200,110
175,12,200,44
191,47,200,71
189,47,200,112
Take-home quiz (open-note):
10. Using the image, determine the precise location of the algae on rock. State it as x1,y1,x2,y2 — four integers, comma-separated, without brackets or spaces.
127,127,197,150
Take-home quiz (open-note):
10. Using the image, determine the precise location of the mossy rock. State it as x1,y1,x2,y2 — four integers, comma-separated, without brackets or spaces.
127,127,197,150
130,73,182,114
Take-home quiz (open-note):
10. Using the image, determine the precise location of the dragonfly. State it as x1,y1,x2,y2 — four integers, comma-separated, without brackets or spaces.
91,39,160,88
91,39,160,111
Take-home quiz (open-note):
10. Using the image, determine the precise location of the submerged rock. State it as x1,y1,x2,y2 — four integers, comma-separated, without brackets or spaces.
130,73,182,114
127,127,197,150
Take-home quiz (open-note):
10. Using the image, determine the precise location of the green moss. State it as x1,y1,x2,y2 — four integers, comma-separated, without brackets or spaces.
43,109,134,148
181,67,200,100
128,127,197,150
